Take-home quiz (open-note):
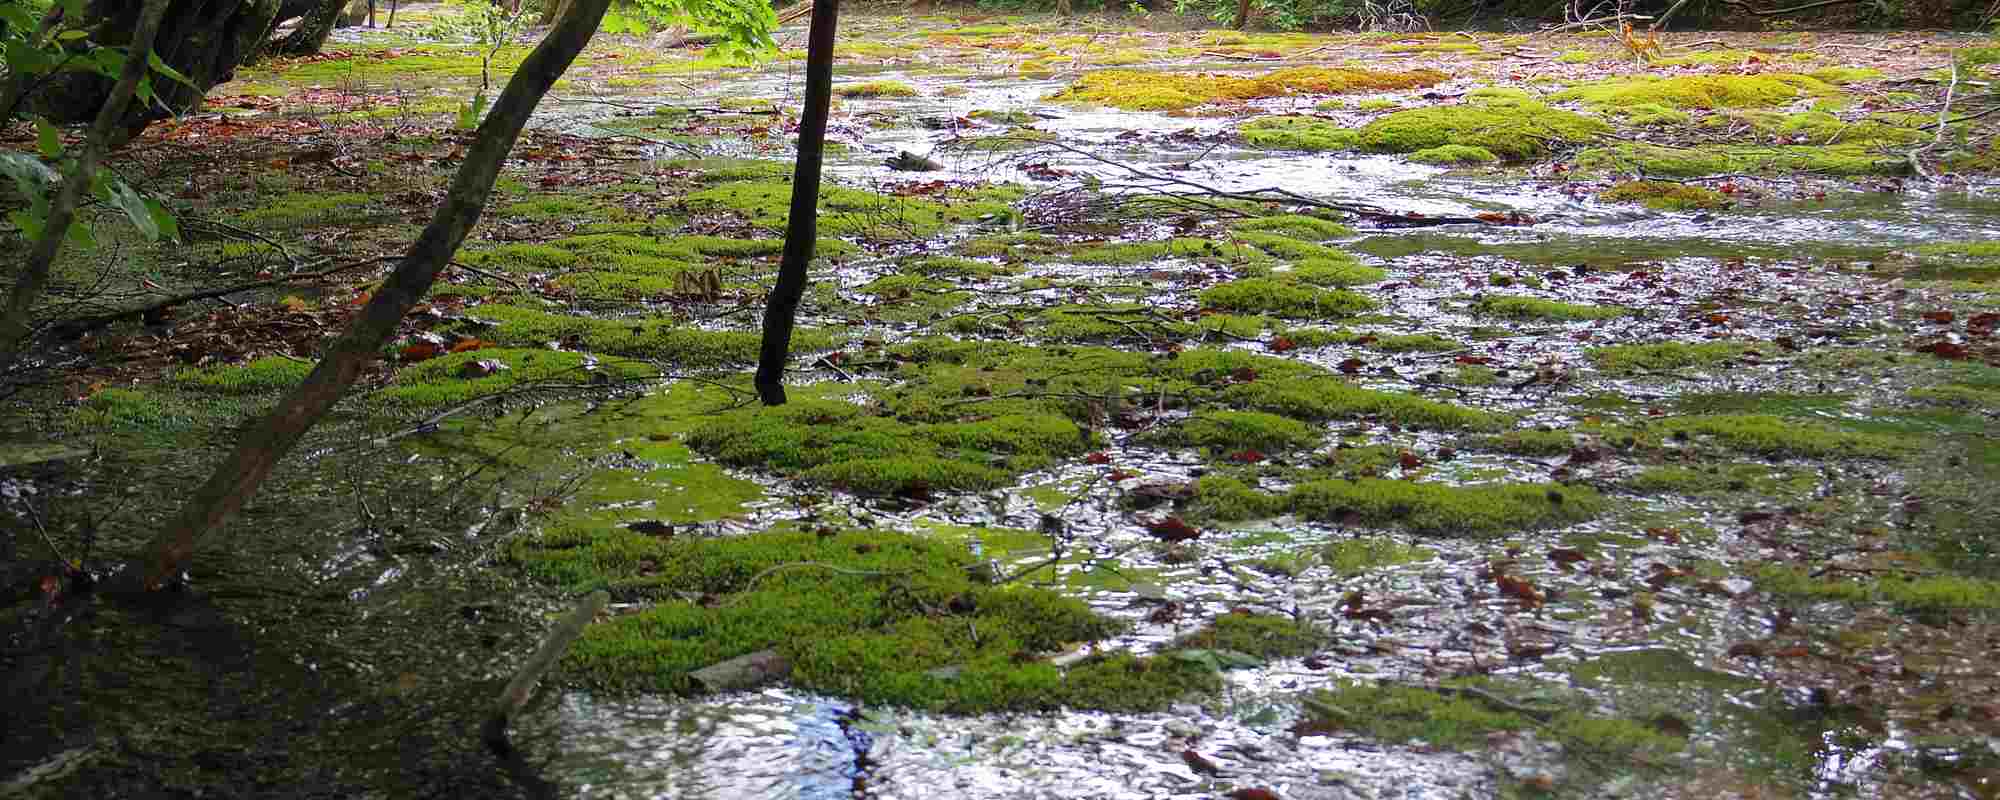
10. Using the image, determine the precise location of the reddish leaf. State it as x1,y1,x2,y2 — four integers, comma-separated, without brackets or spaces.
1106,469,1136,482
1181,749,1223,776
449,338,494,353
1547,547,1588,567
1922,310,1956,324
1772,646,1812,659
400,342,443,363
1226,790,1282,800
1267,336,1296,353
1494,574,1543,607
1084,452,1112,465
1145,516,1201,542
1337,357,1366,374
1397,451,1422,470
1916,340,1970,359
1230,367,1259,383
1229,449,1266,464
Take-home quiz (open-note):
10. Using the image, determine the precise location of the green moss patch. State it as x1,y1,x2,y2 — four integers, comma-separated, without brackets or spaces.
1290,478,1603,536
1232,214,1356,241
1051,66,1448,112
1472,295,1628,321
234,192,377,228
1598,180,1730,211
457,302,835,367
1201,278,1376,318
1573,142,1907,177
1303,680,1686,766
373,349,659,410
1159,409,1323,453
170,356,313,394
1171,612,1321,659
834,80,919,98
1359,98,1609,160
1222,375,1503,430
1408,144,1499,165
1588,341,1769,372
1755,565,2000,610
533,527,1218,711
1553,73,1834,111
1915,241,2000,270
1657,414,1909,459
1622,463,1816,496
685,180,1013,240
1325,538,1433,575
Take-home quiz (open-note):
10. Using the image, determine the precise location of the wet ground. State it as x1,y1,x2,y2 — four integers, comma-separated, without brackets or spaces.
4,7,1999,800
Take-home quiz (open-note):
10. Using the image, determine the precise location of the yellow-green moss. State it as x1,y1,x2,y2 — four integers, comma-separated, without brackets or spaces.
1588,341,1769,372
1238,115,1361,152
1462,428,1576,457
1200,278,1376,318
1573,142,1907,177
1553,73,1835,110
1408,144,1499,165
234,192,376,228
1051,66,1449,112
1657,414,1909,459
1290,478,1603,535
1755,565,2000,610
1472,296,1628,320
1223,375,1503,430
454,302,835,366
1622,463,1816,496
835,80,920,98
373,349,659,410
1324,538,1433,575
1162,409,1323,453
1598,180,1730,211
1915,241,2000,269
170,356,312,394
1232,214,1356,241
1171,612,1321,659
1284,258,1389,287
685,180,1012,240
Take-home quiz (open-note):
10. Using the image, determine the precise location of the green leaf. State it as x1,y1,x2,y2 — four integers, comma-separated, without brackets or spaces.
9,209,45,243
146,49,197,89
57,29,89,41
107,180,159,241
64,218,94,250
144,198,180,243
33,118,61,159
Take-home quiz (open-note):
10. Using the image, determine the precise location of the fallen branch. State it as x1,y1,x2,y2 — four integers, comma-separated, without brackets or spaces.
483,589,607,799
45,257,396,339
690,648,791,693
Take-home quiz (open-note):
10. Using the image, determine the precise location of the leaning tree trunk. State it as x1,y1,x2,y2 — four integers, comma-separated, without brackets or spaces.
271,0,344,56
752,0,838,407
141,0,615,590
0,0,172,379
28,0,281,142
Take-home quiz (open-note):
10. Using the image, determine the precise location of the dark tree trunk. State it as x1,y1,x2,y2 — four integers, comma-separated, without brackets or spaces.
271,0,343,55
29,0,281,142
752,0,838,407
1233,0,1252,29
141,0,615,589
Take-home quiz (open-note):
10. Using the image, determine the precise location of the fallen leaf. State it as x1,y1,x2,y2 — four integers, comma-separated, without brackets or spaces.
1181,749,1223,776
1084,452,1112,465
1922,310,1956,324
1495,574,1543,607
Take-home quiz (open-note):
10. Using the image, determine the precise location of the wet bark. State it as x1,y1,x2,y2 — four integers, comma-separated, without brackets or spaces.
753,0,839,407
270,0,344,55
28,0,281,141
140,0,615,589
0,0,172,382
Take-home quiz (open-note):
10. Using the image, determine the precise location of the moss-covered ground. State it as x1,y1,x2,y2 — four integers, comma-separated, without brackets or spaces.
14,12,2000,800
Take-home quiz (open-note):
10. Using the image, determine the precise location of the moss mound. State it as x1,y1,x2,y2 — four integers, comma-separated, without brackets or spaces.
1656,414,1909,459
1232,214,1356,241
1163,409,1323,453
1408,144,1499,165
1588,341,1769,372
1573,142,1907,177
1472,295,1628,320
834,80,919,98
684,180,1015,239
1553,73,1835,111
1244,98,1608,160
528,527,1218,712
1171,612,1321,659
1598,180,1730,211
1051,66,1448,112
1289,478,1603,535
1200,278,1377,318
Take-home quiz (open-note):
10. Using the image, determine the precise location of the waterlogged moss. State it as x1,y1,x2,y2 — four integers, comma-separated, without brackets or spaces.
458,242,583,273
685,394,1087,495
234,192,376,228
685,180,1012,239
1162,409,1323,453
1915,241,2000,270
1232,214,1355,241
536,527,1218,711
1473,295,1628,321
1187,475,1290,521
1224,376,1502,430
1573,142,1906,177
459,302,834,366
170,356,312,394
1274,328,1453,351
1553,73,1834,110
1588,341,1768,372
1069,236,1263,265
1463,428,1576,456
1290,478,1603,535
900,255,1019,279
1172,612,1321,659
1408,144,1499,165
1354,98,1609,160
1324,537,1432,575
1201,278,1376,318
1598,180,1730,211
1284,259,1388,287
968,109,1037,125
1623,463,1815,496
259,46,531,85
834,80,919,98
1305,680,1686,766
1051,66,1447,112
1239,115,1359,152
1755,565,2000,610
373,349,658,410
1231,231,1353,262
1659,414,1908,459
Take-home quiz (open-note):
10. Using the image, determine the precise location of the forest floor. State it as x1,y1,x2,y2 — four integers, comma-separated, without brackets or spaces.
4,6,2000,799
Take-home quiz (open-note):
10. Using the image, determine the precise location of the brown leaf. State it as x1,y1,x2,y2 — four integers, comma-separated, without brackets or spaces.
1226,790,1282,800
1145,516,1201,542
1181,749,1223,776
1495,574,1543,607
1547,547,1588,568
1229,449,1266,464
1337,357,1366,374
1084,452,1112,465
1267,336,1297,353
1398,451,1423,470
1922,310,1957,324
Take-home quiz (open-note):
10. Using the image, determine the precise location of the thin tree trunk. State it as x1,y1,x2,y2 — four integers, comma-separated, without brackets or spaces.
0,0,172,380
272,0,344,55
752,0,838,407
1233,0,1251,29
141,0,614,590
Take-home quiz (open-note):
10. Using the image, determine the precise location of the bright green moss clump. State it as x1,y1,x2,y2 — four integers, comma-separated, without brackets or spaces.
535,527,1218,711
1200,278,1376,318
1588,341,1767,372
1051,66,1448,111
685,180,1011,239
834,80,919,98
1915,241,2000,270
1472,295,1628,320
1598,180,1730,211
685,397,1087,494
1657,414,1908,459
1232,214,1355,241
1164,409,1323,453
1553,73,1835,110
234,192,375,228
1239,115,1359,152
1573,142,1906,177
1353,98,1609,160
1289,478,1603,535
456,302,835,366
1171,612,1321,659
1408,144,1499,165
1304,681,1685,767
1755,565,2000,610
1223,375,1503,430
171,356,312,394
373,349,658,410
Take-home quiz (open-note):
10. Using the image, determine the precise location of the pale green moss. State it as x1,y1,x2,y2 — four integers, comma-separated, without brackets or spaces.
1164,409,1323,453
1553,73,1835,110
1290,478,1603,535
1915,241,2000,269
170,356,312,394
834,80,919,98
1223,375,1502,430
1050,66,1448,112
1658,414,1909,459
1472,296,1628,320
234,192,375,228
1201,278,1376,318
1325,538,1433,575
1598,180,1730,211
1232,214,1356,241
1408,144,1499,165
374,349,658,410
1171,613,1321,659
1588,341,1769,372
1573,142,1907,177
1285,258,1388,287
1756,565,2000,610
